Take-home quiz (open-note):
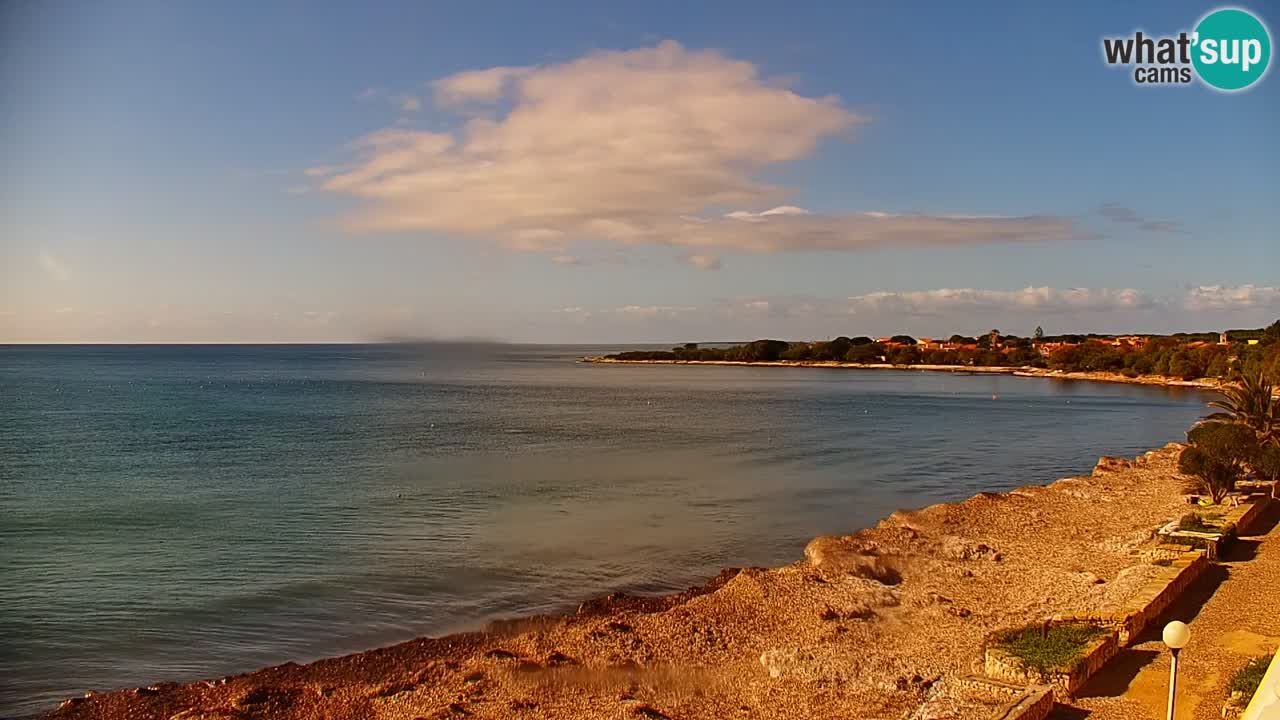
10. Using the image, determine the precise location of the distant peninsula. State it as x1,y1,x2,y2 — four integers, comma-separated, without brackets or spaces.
587,321,1280,385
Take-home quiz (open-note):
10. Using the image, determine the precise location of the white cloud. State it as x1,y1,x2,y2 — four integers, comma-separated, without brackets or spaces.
395,95,422,112
1184,285,1280,311
432,66,532,105
552,254,583,266
615,304,697,317
846,287,1155,315
683,254,721,270
37,252,71,282
312,42,1083,257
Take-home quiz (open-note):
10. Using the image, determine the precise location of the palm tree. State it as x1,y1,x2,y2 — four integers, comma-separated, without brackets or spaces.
1204,371,1278,444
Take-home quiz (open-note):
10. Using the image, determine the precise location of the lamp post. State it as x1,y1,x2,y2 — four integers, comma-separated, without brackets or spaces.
1163,621,1191,720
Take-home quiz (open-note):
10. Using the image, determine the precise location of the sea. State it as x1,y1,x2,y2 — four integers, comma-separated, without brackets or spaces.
0,343,1211,716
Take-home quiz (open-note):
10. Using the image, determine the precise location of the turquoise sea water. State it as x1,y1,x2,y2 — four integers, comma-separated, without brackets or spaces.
0,344,1209,716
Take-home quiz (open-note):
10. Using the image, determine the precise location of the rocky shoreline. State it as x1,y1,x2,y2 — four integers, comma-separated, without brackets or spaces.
48,444,1204,720
583,356,1226,391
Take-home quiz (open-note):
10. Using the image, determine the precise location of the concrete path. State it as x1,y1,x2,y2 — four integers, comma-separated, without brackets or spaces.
1053,505,1280,719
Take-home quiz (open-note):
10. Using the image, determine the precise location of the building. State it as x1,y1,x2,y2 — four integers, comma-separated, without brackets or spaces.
1036,341,1078,356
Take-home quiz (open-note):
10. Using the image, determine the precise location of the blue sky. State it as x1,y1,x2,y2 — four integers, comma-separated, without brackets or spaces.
2,0,1277,342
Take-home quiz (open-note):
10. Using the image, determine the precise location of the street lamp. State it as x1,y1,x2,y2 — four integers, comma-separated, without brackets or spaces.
1163,621,1191,720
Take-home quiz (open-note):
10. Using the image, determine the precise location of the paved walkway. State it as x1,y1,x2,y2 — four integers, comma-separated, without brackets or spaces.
1053,504,1280,719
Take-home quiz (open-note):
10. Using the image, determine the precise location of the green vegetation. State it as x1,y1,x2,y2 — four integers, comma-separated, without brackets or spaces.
989,622,1108,674
1176,512,1219,533
1255,444,1280,498
1179,422,1259,504
1229,656,1271,698
1192,369,1280,499
603,319,1280,383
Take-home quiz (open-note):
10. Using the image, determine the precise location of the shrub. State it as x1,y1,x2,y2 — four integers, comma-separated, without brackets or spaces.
1229,656,1270,698
1179,422,1258,503
1254,444,1280,499
1177,513,1219,533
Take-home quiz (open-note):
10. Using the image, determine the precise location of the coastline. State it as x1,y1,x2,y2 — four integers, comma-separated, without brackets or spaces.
49,443,1211,720
582,356,1226,391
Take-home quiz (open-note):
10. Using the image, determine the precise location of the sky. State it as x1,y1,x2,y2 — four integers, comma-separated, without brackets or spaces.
1,0,1277,343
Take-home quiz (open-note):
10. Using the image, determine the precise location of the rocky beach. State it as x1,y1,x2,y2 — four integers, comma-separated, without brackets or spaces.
47,443,1223,720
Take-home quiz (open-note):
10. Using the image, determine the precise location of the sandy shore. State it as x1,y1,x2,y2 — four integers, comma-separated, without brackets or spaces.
49,444,1206,720
583,357,1225,391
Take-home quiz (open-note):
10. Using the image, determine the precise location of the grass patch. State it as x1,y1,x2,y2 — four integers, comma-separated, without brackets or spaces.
989,622,1108,674
1152,558,1173,567
1229,656,1270,698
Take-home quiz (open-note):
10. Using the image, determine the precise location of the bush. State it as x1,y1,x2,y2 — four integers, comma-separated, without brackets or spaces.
1254,444,1280,498
1179,422,1258,503
1229,656,1270,698
1177,512,1219,533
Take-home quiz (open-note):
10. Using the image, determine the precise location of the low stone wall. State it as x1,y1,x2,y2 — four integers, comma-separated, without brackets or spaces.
1225,495,1275,537
1062,549,1209,645
994,687,1054,720
953,677,1054,720
984,630,1119,699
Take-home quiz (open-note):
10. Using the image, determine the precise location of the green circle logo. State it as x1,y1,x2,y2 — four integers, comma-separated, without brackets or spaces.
1193,8,1271,91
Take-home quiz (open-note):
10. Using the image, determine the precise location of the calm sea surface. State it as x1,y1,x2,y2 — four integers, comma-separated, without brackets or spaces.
0,344,1210,716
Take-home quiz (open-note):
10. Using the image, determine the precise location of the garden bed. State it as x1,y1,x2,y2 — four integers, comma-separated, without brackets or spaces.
1157,511,1235,560
983,622,1118,698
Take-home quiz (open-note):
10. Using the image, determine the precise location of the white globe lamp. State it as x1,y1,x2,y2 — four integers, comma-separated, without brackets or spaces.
1162,621,1191,720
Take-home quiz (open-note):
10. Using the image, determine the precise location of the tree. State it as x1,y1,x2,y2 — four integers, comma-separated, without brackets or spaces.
948,334,977,344
1178,422,1257,503
741,339,790,362
845,343,884,364
1034,326,1045,340
888,345,921,365
780,343,812,361
1253,443,1280,499
1204,371,1277,444
889,335,917,345
826,336,853,359
1262,318,1280,345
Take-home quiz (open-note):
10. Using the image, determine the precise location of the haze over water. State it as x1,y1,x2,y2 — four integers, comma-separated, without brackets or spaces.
0,344,1209,716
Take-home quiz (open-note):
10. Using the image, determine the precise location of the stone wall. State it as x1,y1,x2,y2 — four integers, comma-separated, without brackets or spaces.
953,677,1054,720
1060,550,1209,645
1226,495,1275,537
995,686,1054,720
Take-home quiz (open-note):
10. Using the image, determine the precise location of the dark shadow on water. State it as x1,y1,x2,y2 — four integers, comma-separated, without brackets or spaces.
1048,703,1091,719
1073,648,1160,698
1132,563,1229,644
